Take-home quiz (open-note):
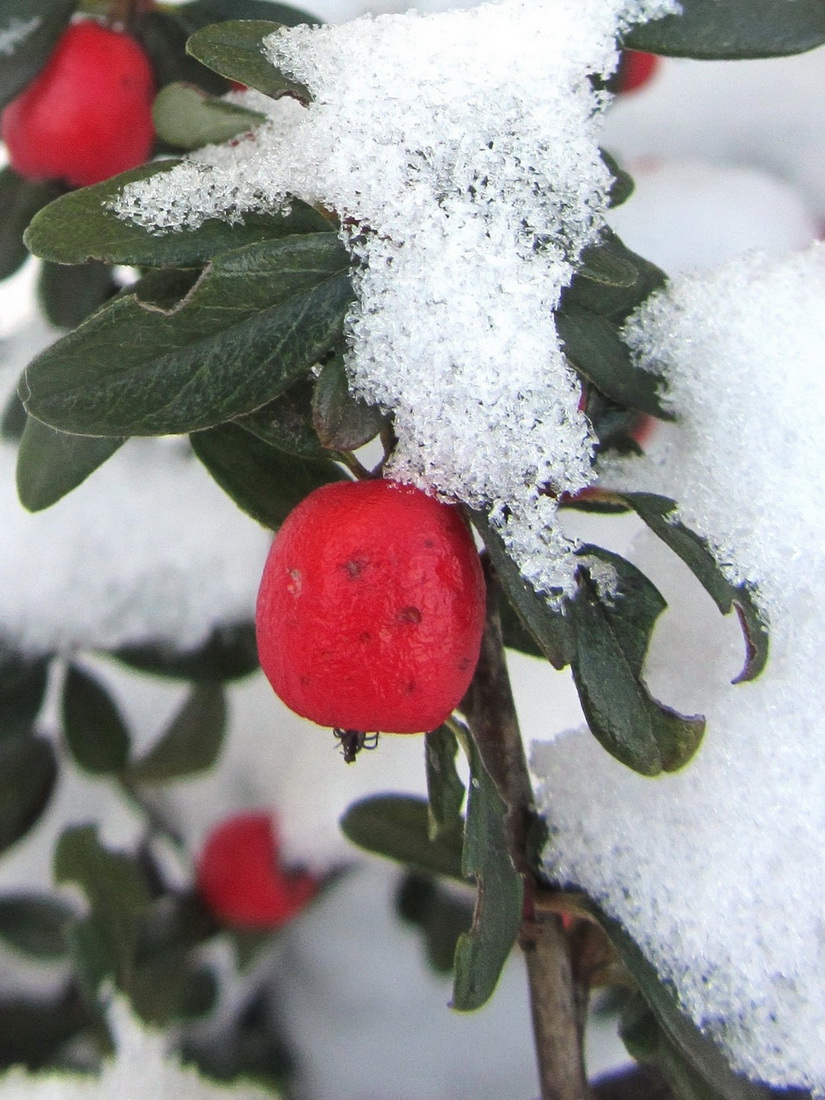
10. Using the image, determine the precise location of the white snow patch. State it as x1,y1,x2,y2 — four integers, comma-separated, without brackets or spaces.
533,243,825,1090
0,17,40,58
111,0,678,596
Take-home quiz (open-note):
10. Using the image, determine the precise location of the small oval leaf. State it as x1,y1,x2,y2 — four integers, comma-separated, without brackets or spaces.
16,416,124,512
62,664,130,775
186,20,311,102
128,684,226,783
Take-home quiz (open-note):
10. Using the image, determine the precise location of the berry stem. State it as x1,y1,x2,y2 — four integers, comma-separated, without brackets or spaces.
462,558,592,1100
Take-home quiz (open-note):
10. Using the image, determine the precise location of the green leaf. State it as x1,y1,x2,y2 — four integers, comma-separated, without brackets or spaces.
312,352,390,451
131,9,229,96
236,377,328,458
54,825,151,991
395,872,473,975
601,148,635,209
179,0,320,28
451,734,522,1012
622,0,825,59
37,259,118,329
471,511,573,670
569,568,705,775
340,794,465,881
21,234,354,437
618,492,769,683
1,390,27,442
0,168,59,281
110,621,259,682
153,82,266,150
557,302,671,419
563,237,667,322
0,0,78,110
191,421,346,528
61,664,130,775
576,230,639,288
0,894,73,958
16,416,124,512
0,733,57,854
186,20,311,102
0,651,49,740
425,726,466,840
25,159,335,267
128,684,226,783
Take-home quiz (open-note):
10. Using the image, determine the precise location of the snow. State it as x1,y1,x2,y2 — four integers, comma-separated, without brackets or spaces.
533,243,825,1090
0,997,277,1099
0,17,40,58
111,0,678,596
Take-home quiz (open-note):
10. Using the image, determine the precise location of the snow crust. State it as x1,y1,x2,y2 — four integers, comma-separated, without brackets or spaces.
534,243,825,1090
112,0,677,596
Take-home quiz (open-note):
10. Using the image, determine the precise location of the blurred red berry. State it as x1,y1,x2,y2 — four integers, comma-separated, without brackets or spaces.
615,50,660,95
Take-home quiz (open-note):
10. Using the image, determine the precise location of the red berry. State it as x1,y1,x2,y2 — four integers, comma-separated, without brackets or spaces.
2,21,155,188
256,479,486,735
196,812,317,930
615,50,660,95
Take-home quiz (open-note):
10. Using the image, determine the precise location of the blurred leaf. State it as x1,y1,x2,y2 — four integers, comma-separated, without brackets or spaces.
557,302,671,418
21,235,353,437
16,416,124,512
451,733,522,1011
0,894,73,958
61,664,130,775
0,733,57,854
236,377,328,458
472,512,573,669
498,591,543,658
601,148,635,209
37,259,118,329
0,168,59,281
0,390,27,441
131,9,229,95
425,725,465,839
0,0,78,110
617,493,769,682
153,82,266,150
622,0,825,58
395,872,473,974
128,684,226,783
186,20,311,102
0,651,49,740
341,794,465,881
191,421,346,528
111,622,259,682
312,352,390,451
25,160,334,267
569,567,704,775
55,825,151,992
0,985,100,1072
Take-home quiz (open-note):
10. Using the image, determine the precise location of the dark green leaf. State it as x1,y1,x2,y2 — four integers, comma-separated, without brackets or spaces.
312,352,389,451
576,230,639,288
111,621,259,682
618,492,769,682
601,148,635,209
0,985,101,1071
191,421,346,528
128,684,226,783
603,913,794,1100
0,894,73,958
16,416,124,512
498,589,543,658
179,0,320,28
0,390,27,442
236,377,328,458
0,733,57,854
569,569,704,775
25,159,335,267
186,20,311,102
0,168,59,281
451,734,522,1012
37,259,118,328
0,651,49,740
563,239,667,322
0,0,78,110
395,872,473,974
622,0,825,59
61,664,130,775
54,825,151,991
153,82,266,150
472,511,573,669
340,794,465,881
557,302,671,418
21,234,354,437
425,725,465,839
131,9,229,96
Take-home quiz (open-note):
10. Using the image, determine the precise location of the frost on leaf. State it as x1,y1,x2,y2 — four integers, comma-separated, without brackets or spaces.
111,0,677,597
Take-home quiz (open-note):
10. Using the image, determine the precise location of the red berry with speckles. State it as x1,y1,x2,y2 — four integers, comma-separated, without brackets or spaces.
2,21,155,188
196,812,317,930
256,479,486,736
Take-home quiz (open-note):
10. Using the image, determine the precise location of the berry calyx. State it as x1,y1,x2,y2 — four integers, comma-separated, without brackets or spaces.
614,50,660,95
196,812,317,930
256,479,486,736
1,21,155,188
